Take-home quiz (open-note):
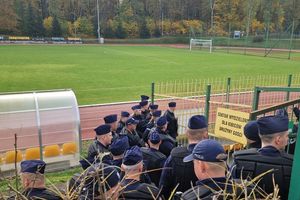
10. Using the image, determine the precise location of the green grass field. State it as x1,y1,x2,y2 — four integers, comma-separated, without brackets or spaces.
0,45,299,105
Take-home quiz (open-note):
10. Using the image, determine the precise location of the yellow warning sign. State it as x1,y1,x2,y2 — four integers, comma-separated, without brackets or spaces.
214,108,249,145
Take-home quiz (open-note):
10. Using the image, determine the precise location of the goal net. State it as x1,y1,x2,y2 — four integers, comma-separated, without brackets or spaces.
189,39,212,53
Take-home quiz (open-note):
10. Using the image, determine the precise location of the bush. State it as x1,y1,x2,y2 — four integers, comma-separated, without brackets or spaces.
153,27,161,38
115,21,127,39
139,19,151,39
252,36,264,43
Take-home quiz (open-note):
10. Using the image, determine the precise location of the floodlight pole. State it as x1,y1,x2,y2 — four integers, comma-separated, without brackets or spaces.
97,0,101,44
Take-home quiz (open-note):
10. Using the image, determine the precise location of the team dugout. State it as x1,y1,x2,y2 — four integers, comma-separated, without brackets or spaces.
0,89,81,173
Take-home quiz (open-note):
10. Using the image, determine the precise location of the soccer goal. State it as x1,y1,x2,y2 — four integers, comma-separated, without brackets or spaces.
189,39,212,53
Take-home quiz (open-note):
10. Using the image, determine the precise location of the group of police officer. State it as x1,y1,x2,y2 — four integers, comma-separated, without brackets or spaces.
10,95,296,199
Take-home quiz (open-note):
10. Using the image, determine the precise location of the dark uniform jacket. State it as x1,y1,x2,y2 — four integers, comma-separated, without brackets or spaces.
8,188,62,200
151,127,177,157
112,158,123,168
142,120,156,142
141,147,167,187
231,146,293,200
141,109,150,120
120,168,152,185
119,127,145,147
181,177,230,200
119,179,161,200
247,141,261,149
159,144,197,197
117,120,126,134
78,163,119,200
112,130,118,142
145,111,153,121
133,114,148,138
163,110,178,139
87,140,110,161
68,173,82,195
111,158,123,174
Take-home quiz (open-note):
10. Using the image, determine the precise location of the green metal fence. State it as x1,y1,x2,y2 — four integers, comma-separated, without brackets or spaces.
153,74,300,136
153,77,300,199
246,87,300,200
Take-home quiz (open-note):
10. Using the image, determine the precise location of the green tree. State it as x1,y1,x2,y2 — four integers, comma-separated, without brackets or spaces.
103,25,115,38
35,8,45,37
115,20,127,38
22,2,45,37
139,18,151,38
52,16,62,37
77,17,94,36
23,3,35,36
15,0,26,35
153,26,161,37
103,19,115,38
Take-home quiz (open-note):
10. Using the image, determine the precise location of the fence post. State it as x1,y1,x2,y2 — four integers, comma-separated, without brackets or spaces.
286,74,292,101
251,87,260,120
205,84,211,123
288,118,300,200
151,82,155,104
226,77,231,106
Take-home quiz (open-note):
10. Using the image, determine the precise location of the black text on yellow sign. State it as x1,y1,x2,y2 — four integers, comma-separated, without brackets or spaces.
214,108,249,145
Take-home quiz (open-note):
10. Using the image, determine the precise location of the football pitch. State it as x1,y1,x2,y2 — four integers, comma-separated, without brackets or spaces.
0,44,299,105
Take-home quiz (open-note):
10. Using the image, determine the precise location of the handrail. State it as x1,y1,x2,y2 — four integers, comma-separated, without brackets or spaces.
248,86,300,200
250,98,300,120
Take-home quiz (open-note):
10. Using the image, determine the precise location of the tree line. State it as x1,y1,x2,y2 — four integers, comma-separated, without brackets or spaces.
0,0,300,39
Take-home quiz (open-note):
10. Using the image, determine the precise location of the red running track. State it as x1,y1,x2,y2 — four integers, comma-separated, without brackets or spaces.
0,91,298,152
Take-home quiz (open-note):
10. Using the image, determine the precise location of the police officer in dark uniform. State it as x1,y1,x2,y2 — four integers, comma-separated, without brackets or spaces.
181,139,229,200
139,100,151,134
243,120,261,149
87,124,113,162
290,107,299,153
153,116,177,157
104,114,118,139
141,131,166,187
159,115,208,198
231,115,293,200
119,146,161,200
142,110,162,143
8,160,62,200
119,117,145,147
141,94,150,102
163,102,178,139
147,104,159,121
80,163,120,200
131,104,146,138
140,101,150,120
117,111,130,134
109,136,130,171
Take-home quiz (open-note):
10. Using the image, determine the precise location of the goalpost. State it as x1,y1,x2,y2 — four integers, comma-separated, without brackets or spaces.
189,39,212,53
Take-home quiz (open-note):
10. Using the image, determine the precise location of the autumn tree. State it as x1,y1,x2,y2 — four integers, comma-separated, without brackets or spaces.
0,0,18,34
43,16,53,36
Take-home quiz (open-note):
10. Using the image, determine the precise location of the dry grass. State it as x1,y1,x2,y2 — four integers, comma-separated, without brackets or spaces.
2,163,281,200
